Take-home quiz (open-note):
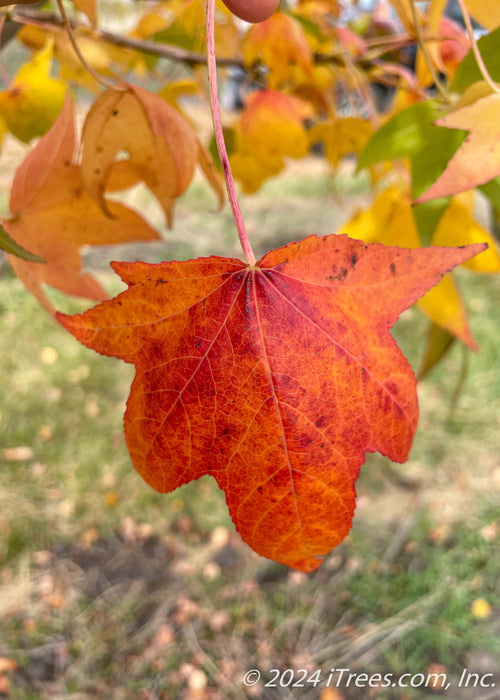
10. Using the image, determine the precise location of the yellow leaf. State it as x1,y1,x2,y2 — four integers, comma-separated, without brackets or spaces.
431,197,500,273
242,12,313,89
230,90,311,193
230,150,281,194
464,0,500,29
72,0,97,25
81,84,224,227
309,118,373,168
0,42,66,143
292,64,336,114
388,0,424,38
135,0,238,58
0,114,7,147
455,81,495,109
340,186,420,248
292,1,338,53
340,187,478,348
415,0,447,85
131,11,169,39
416,275,478,350
471,597,492,619
18,25,134,94
158,79,200,110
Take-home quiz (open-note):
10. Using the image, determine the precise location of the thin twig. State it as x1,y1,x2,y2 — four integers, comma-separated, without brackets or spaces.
10,7,417,79
9,8,242,67
0,15,13,86
410,0,453,104
343,53,380,127
456,0,500,94
206,0,255,265
54,0,125,91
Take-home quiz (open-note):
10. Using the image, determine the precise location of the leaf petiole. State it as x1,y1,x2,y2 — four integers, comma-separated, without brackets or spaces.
55,0,126,93
456,0,500,95
206,0,256,266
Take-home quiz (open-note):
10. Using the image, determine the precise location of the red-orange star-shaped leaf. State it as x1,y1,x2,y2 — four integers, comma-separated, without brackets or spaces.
57,235,485,570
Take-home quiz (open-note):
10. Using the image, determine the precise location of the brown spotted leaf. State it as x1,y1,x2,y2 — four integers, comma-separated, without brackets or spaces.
80,83,224,227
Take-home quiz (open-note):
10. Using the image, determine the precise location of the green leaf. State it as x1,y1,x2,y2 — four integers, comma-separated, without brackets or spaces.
0,224,46,263
153,26,201,53
478,177,500,210
451,27,500,94
209,127,236,172
418,322,455,380
359,101,465,239
359,101,466,198
413,199,450,247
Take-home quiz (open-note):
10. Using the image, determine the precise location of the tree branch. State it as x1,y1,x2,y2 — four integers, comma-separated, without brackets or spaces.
8,8,241,67
7,7,417,75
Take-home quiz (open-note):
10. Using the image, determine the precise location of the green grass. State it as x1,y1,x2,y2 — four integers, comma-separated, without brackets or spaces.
0,167,499,699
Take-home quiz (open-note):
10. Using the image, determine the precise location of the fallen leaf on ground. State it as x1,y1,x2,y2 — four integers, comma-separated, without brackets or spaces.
471,597,492,619
57,235,484,570
2,446,34,461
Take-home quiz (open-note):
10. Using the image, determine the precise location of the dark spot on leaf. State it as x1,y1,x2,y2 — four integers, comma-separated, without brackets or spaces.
94,168,101,175
315,415,326,428
390,262,396,275
351,253,358,267
112,109,119,116
64,160,70,167
257,486,263,493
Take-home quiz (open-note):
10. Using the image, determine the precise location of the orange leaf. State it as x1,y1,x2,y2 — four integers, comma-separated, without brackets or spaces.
230,90,312,192
57,235,485,570
417,92,500,202
81,83,224,227
72,0,97,24
242,12,313,89
2,95,160,314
